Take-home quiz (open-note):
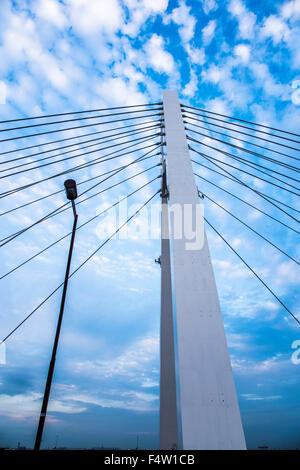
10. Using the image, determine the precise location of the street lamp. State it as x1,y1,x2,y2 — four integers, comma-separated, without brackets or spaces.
34,179,78,451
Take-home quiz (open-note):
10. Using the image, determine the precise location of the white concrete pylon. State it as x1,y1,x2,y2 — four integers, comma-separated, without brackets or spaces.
159,160,179,450
161,90,246,450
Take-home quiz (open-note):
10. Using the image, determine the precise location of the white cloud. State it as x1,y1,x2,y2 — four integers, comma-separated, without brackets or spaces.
95,77,146,105
143,0,168,11
232,353,288,373
33,0,67,29
165,1,196,44
141,378,159,388
213,258,251,280
2,14,39,64
228,0,256,39
65,389,157,411
0,392,86,419
227,332,250,350
292,79,300,105
0,81,7,104
249,61,289,99
185,45,205,65
40,53,69,91
164,1,204,74
182,70,198,97
280,0,300,20
0,11,73,96
202,64,223,84
202,19,216,46
200,0,218,15
203,59,253,107
261,15,290,44
247,209,263,221
65,0,124,35
145,34,174,74
122,0,168,37
265,301,280,311
274,261,300,286
234,43,250,63
231,237,242,248
113,63,144,84
77,335,158,378
203,97,231,115
241,393,282,401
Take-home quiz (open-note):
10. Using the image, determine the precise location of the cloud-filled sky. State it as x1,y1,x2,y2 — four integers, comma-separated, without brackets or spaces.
0,0,300,450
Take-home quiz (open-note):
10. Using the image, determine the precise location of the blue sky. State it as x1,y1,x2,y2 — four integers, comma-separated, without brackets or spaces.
0,0,299,450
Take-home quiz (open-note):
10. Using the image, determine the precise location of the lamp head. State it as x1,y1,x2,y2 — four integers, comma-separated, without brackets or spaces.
64,179,78,201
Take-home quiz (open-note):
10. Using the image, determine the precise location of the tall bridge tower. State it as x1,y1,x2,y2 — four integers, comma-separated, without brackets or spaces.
159,91,246,450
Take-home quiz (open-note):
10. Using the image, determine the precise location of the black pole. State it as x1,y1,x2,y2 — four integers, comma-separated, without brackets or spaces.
34,200,78,451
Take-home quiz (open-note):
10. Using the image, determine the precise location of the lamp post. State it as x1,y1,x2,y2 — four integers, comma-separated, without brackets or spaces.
34,179,78,451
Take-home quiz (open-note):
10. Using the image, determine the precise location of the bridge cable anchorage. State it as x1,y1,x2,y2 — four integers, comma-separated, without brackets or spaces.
187,136,300,191
0,149,161,217
0,122,162,169
0,112,163,144
181,103,300,139
184,126,300,175
201,191,299,265
184,119,298,163
0,118,163,156
204,216,300,328
0,149,162,247
181,108,300,147
182,114,300,157
0,102,163,124
194,172,300,236
0,140,161,199
192,158,300,216
0,171,162,281
1,189,161,344
190,147,300,224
